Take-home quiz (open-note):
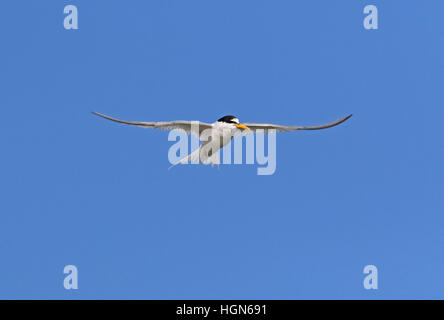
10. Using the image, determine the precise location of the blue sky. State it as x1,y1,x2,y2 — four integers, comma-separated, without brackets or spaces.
0,1,443,299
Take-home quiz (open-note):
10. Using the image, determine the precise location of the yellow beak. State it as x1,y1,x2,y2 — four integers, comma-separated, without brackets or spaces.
235,123,250,130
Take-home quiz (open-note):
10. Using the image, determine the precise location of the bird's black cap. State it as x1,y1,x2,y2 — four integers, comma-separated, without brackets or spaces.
217,115,238,123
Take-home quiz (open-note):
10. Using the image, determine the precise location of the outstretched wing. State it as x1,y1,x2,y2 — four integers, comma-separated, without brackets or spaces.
243,114,352,133
92,112,213,138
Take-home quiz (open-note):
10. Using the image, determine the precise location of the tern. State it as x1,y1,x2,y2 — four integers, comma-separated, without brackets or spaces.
93,112,352,166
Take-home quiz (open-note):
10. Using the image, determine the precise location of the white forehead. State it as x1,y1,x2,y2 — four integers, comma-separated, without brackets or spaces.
232,118,239,124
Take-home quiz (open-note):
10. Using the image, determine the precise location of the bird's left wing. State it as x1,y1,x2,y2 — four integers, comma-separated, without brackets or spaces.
243,114,352,134
92,112,213,138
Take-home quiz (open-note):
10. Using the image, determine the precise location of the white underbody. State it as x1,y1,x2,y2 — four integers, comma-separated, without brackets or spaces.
172,122,240,167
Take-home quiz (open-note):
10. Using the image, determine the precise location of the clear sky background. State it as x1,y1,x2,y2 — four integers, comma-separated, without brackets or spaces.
0,1,443,299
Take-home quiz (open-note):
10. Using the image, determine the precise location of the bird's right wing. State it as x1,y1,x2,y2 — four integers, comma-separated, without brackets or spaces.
92,112,213,138
243,114,352,134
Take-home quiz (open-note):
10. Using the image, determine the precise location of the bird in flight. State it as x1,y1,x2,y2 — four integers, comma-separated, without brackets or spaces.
93,112,352,167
